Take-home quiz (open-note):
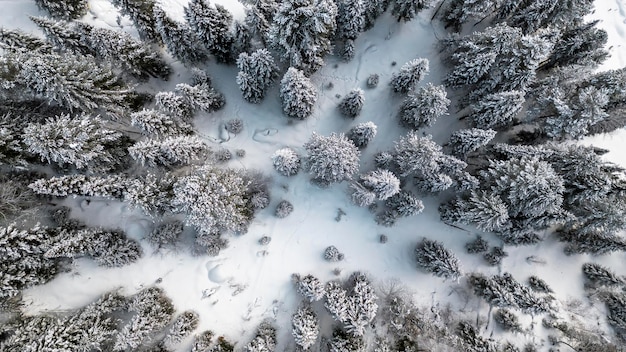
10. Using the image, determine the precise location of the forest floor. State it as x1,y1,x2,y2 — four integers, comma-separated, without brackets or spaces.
2,0,626,350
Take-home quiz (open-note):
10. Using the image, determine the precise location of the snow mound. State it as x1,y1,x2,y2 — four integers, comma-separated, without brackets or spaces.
207,263,231,284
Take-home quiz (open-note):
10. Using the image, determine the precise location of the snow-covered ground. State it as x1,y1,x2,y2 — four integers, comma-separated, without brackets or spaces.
2,0,626,350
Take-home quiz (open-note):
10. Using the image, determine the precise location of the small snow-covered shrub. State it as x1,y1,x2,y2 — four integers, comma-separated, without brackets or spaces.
296,274,325,302
338,89,365,118
466,236,489,254
258,236,271,245
374,151,394,168
379,234,388,243
250,191,270,210
347,121,377,149
214,148,232,163
484,247,508,266
236,149,246,157
225,119,244,134
272,148,301,176
494,309,522,332
324,246,344,262
367,74,379,88
275,200,294,218
147,220,184,248
415,238,461,280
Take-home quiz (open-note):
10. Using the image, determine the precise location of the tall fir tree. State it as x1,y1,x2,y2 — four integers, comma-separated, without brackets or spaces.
449,128,496,158
128,136,208,167
35,0,87,20
185,0,235,63
280,67,317,119
541,21,609,71
304,132,361,184
390,58,429,93
0,28,52,53
392,0,433,22
236,48,278,103
469,90,525,129
111,0,162,43
155,7,208,66
269,0,338,74
399,83,449,129
292,305,319,350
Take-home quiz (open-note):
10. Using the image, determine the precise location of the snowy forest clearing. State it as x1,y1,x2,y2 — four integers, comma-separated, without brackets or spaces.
1,0,626,351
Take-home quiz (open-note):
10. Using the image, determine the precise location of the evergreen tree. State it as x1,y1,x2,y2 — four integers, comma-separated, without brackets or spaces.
111,0,162,42
155,7,208,66
449,128,496,158
155,91,193,120
175,83,226,113
390,58,429,93
242,0,279,45
338,89,365,118
442,191,511,232
399,83,449,129
163,311,200,350
392,132,445,177
344,274,378,336
231,21,251,59
493,309,522,332
358,169,400,200
582,262,624,289
172,166,252,234
392,0,433,22
414,238,461,280
292,305,319,350
184,0,235,63
0,51,128,113
245,320,277,352
23,114,122,171
128,135,208,167
542,21,608,71
363,0,389,29
599,291,626,336
296,274,326,302
385,190,424,217
270,0,337,74
131,109,192,137
443,0,496,31
469,90,525,129
304,132,361,184
347,121,377,148
0,28,52,53
147,219,184,248
35,0,87,20
350,183,377,206
280,67,317,119
29,174,130,199
272,147,301,176
237,49,278,103
30,16,91,54
336,0,365,40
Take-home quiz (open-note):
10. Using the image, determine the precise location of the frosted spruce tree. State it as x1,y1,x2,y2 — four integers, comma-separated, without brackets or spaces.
111,0,162,42
304,132,360,184
185,0,235,63
163,311,200,350
23,114,122,171
399,83,450,129
35,0,87,20
347,121,377,148
29,174,130,199
324,274,378,336
363,0,389,29
272,147,301,176
237,49,278,103
336,0,365,59
443,0,496,31
155,91,193,121
30,16,90,54
392,132,444,177
542,21,608,71
0,51,128,113
155,7,208,66
270,0,337,74
128,135,208,167
280,67,317,119
440,191,510,232
175,83,226,113
415,238,461,280
245,320,277,352
449,128,496,158
390,58,429,93
351,169,400,206
338,89,365,118
296,274,326,302
392,0,433,22
292,305,319,350
0,28,52,52
469,91,525,129
386,190,424,217
131,109,192,137
242,0,279,45
172,166,252,234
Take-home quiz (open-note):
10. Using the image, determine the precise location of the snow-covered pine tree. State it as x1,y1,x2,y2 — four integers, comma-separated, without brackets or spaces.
347,121,377,148
392,132,443,177
155,7,208,66
582,262,625,289
449,128,496,158
237,49,279,103
82,25,171,80
124,173,176,215
35,0,87,20
280,67,317,119
443,0,496,31
114,287,175,351
270,0,337,74
0,28,52,53
111,0,162,43
358,169,400,200
272,147,301,176
304,132,360,184
184,0,235,63
131,109,192,137
155,91,194,121
29,174,130,199
443,191,510,232
231,20,251,59
0,51,128,113
128,135,208,167
350,182,377,207
467,273,517,309
245,320,277,352
414,238,461,280
385,190,424,217
275,200,294,218
399,83,449,129
456,321,498,352
469,90,525,129
292,305,319,350
172,166,252,234
324,281,350,322
344,274,378,336
392,0,433,22
242,0,278,45
335,0,365,59
390,58,429,93
175,83,226,113
363,0,389,29
296,274,326,302
23,114,122,171
147,219,184,248
29,16,91,54
0,224,59,298
542,21,608,71
163,311,200,350
338,89,365,118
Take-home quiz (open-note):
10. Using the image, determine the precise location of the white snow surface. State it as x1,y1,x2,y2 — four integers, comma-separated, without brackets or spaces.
1,0,625,350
